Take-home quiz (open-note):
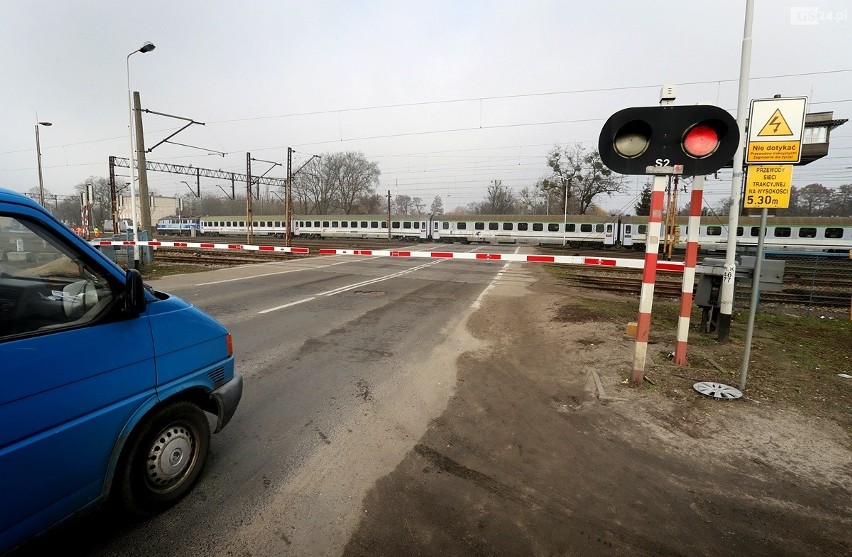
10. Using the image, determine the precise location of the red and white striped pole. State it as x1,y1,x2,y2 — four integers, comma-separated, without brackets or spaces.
673,175,705,365
632,174,667,384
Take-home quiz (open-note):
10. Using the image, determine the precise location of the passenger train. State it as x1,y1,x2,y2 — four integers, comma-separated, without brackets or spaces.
155,214,852,252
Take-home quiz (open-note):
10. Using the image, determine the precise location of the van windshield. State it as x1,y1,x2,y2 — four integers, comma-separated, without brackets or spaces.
0,215,115,339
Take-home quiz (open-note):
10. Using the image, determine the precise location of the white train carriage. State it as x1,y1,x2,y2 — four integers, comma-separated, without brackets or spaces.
296,215,428,240
200,216,289,237
694,216,852,252
432,215,624,247
156,217,200,235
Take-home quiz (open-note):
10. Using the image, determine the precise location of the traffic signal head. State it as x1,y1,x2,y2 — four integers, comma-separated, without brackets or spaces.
598,105,740,176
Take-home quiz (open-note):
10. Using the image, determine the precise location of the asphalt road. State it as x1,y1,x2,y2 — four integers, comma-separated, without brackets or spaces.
10,243,528,557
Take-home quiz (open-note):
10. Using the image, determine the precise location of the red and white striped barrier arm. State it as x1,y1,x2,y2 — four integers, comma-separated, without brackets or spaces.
91,240,310,254
91,240,690,272
317,248,686,272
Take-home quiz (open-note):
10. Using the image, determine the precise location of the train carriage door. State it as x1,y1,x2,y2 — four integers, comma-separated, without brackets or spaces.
623,224,634,247
604,223,615,246
420,221,428,240
431,220,440,240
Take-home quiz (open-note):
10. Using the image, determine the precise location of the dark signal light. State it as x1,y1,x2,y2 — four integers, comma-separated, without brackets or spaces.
598,105,739,176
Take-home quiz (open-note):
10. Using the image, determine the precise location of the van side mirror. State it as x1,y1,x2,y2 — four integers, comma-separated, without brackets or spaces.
125,269,147,316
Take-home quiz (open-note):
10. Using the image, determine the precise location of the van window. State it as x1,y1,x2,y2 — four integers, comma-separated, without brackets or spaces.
0,215,115,339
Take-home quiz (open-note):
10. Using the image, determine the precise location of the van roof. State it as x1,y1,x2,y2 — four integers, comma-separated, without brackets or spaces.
0,188,43,210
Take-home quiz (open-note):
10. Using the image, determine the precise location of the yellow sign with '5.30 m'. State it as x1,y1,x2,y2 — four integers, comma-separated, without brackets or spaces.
744,165,793,208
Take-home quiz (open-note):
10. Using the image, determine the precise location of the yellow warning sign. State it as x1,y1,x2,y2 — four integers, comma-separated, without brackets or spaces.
746,97,807,164
757,109,794,137
744,165,793,209
747,141,801,163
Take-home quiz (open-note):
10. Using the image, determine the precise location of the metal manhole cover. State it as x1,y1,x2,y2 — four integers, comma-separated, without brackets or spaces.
693,382,742,400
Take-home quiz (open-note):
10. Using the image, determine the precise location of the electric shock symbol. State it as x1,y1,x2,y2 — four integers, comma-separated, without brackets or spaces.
757,109,794,137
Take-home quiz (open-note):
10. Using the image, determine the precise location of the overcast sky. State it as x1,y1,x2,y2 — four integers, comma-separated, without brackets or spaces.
1,0,850,214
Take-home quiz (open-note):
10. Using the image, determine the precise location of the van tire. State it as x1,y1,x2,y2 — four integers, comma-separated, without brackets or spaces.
114,401,211,515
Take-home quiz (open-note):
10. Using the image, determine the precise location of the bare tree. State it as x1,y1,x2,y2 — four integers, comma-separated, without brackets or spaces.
469,180,517,214
430,195,444,216
540,144,625,214
795,183,832,215
334,152,381,214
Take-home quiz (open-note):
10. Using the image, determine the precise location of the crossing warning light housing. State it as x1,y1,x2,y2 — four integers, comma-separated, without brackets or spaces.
598,105,740,176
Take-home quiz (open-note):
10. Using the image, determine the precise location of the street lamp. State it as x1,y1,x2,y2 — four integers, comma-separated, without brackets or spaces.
35,121,52,207
126,41,156,267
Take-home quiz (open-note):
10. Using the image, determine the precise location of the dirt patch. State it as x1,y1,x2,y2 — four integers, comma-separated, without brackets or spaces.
343,264,851,556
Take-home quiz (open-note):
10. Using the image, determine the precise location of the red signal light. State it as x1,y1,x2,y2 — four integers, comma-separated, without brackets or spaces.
682,124,720,158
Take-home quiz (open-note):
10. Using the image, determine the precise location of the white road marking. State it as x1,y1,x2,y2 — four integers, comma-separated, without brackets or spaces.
471,246,521,309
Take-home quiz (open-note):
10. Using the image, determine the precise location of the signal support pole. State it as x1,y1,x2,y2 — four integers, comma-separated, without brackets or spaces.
673,175,705,365
632,174,667,384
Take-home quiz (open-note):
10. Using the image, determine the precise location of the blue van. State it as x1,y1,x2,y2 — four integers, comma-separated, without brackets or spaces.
0,189,242,553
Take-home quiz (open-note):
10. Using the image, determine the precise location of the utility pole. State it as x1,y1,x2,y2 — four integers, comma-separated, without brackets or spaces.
133,92,153,237
286,147,293,246
718,0,755,341
246,153,253,244
387,190,392,240
109,156,119,234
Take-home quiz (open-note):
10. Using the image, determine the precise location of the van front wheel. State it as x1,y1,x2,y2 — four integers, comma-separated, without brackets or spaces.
115,401,211,515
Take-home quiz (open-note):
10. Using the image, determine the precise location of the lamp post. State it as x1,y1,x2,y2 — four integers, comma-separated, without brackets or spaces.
126,41,155,267
35,121,52,206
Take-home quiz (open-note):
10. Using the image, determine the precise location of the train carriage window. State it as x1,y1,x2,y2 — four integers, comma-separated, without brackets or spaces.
401,222,409,229
595,224,604,233
518,223,528,231
547,223,559,232
239,221,245,227
825,227,843,239
351,221,357,228
624,225,632,234
314,221,321,227
489,222,498,231
503,223,513,231
706,226,722,236
442,222,449,229
580,224,592,232
370,222,379,229
258,221,265,227
322,221,330,227
773,227,791,237
361,221,368,228
332,221,338,227
533,223,544,232
414,222,420,229
457,222,467,230
798,227,816,238
638,225,646,234
566,224,575,232
750,227,763,236
381,222,387,228
475,222,485,230
341,221,348,228
736,226,744,236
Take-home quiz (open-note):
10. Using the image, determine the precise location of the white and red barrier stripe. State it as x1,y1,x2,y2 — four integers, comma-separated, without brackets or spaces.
317,247,687,271
632,175,667,385
673,176,704,365
91,240,689,272
92,240,310,254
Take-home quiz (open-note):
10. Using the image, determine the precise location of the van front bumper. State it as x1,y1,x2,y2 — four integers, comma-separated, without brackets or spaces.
210,372,243,433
